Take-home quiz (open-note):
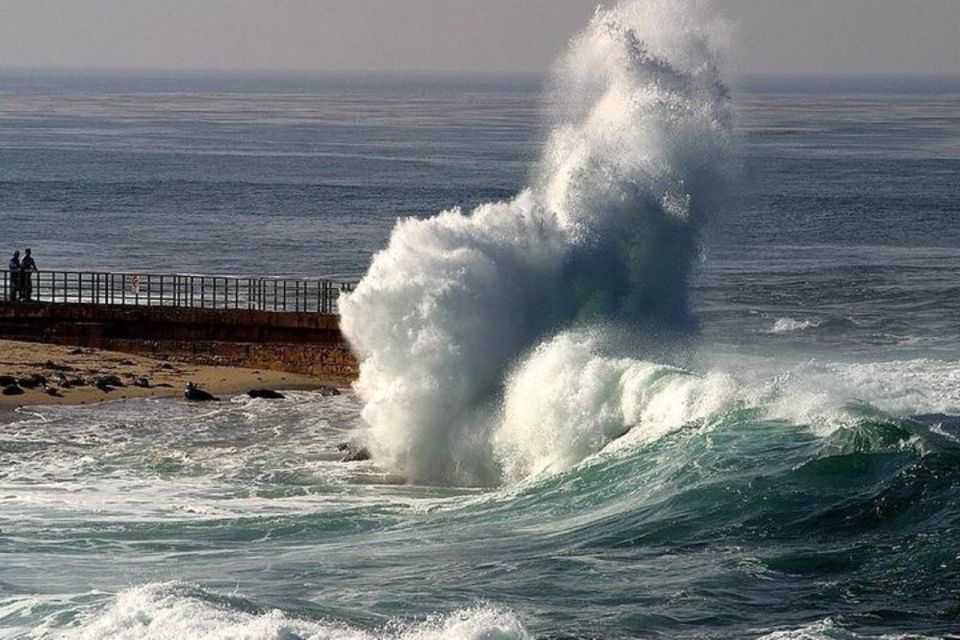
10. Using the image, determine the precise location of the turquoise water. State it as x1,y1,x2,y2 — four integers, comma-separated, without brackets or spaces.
2,44,960,640
3,389,960,638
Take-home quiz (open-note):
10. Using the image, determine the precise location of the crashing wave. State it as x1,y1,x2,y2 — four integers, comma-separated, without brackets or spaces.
340,0,733,486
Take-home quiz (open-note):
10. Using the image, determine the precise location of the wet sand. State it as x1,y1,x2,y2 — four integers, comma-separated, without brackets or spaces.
0,339,338,407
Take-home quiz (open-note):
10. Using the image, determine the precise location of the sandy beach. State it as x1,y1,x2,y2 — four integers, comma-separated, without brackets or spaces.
0,339,339,407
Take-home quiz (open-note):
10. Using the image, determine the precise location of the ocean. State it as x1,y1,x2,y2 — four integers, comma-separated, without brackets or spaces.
3,11,960,640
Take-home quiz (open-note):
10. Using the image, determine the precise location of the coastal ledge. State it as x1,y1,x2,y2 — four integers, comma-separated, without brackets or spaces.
0,301,358,384
0,339,336,407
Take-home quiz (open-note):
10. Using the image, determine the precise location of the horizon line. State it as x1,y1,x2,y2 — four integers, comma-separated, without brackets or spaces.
2,66,960,80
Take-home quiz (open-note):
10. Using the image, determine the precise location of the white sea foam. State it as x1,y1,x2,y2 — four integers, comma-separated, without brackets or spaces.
756,618,941,640
51,583,529,640
340,0,733,486
769,317,820,334
0,392,373,529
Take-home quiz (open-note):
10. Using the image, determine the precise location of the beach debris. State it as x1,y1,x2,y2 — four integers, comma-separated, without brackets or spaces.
319,385,341,397
184,382,219,402
2,384,25,396
337,442,371,462
247,389,285,400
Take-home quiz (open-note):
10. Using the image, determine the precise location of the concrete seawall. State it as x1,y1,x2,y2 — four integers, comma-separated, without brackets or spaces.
0,302,357,383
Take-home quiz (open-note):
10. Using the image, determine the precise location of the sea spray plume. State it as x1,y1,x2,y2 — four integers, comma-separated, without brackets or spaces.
540,1,731,325
340,0,733,486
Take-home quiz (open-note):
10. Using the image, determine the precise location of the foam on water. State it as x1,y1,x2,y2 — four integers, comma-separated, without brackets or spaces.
0,392,374,528
769,317,820,334
38,583,528,640
756,619,941,640
340,0,733,486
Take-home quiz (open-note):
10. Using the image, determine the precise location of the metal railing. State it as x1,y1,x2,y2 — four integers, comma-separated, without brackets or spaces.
1,270,357,314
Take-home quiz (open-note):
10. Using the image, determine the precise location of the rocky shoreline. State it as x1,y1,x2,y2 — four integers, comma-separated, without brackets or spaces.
0,339,341,407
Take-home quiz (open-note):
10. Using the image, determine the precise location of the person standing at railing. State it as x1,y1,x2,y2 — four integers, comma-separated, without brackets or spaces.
7,250,21,302
20,248,37,302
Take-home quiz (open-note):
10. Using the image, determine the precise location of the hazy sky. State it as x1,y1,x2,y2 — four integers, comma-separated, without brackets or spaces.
1,0,958,75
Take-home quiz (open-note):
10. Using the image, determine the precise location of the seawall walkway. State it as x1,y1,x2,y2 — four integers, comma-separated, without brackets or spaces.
0,270,358,382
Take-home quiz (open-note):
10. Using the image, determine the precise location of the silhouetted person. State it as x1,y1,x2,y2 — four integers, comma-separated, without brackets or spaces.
8,251,21,302
19,248,36,302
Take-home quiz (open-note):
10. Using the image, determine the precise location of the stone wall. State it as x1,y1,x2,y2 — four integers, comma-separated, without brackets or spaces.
0,302,357,383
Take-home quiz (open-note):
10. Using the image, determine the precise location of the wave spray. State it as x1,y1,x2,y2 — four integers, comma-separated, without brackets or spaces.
340,0,734,486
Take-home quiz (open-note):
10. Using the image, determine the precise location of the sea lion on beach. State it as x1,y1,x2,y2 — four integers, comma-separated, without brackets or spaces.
247,389,285,399
184,382,219,402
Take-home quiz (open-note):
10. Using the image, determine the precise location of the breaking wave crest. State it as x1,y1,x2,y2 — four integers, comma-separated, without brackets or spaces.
340,0,734,486
42,583,528,640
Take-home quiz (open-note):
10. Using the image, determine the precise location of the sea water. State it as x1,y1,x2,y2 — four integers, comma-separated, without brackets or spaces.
2,3,960,638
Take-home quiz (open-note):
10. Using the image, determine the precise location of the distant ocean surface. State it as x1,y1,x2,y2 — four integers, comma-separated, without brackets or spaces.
2,70,960,639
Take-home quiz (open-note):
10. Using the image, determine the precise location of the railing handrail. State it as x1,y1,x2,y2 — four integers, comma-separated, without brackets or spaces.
1,269,358,314
6,268,359,283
